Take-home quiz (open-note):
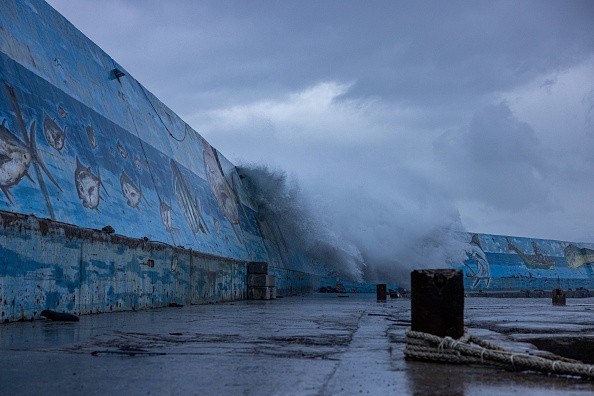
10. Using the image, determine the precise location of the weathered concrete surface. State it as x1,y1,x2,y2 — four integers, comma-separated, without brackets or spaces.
1,295,593,395
0,210,328,321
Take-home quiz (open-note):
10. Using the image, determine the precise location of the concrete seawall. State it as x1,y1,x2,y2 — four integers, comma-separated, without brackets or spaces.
0,210,247,321
0,210,326,322
0,0,329,321
457,233,594,292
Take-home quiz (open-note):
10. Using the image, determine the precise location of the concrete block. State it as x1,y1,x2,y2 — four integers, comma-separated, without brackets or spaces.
248,275,276,287
247,262,269,274
248,287,276,300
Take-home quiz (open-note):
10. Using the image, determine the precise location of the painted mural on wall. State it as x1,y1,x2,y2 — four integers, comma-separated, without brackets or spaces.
460,233,594,289
464,234,491,288
0,49,274,264
0,84,62,216
564,244,594,269
3,0,591,287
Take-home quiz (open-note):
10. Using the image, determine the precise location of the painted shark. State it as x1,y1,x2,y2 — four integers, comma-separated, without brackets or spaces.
203,140,242,241
465,234,491,288
86,125,97,149
0,119,35,203
117,141,127,159
120,170,142,208
170,159,208,235
74,157,108,210
57,105,68,119
159,197,178,233
43,114,66,152
3,83,62,219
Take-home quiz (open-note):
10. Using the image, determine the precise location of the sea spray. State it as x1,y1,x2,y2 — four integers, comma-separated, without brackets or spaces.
238,164,365,281
238,164,469,286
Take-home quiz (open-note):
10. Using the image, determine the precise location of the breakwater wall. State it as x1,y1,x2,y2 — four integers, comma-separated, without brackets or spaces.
0,210,246,321
0,210,324,322
0,0,326,321
0,0,275,263
458,233,594,292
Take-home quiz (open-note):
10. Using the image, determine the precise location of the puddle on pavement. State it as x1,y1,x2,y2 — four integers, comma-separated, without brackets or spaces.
524,336,594,364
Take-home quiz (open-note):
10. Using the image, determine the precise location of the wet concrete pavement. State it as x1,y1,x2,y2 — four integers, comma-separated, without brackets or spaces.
1,294,593,395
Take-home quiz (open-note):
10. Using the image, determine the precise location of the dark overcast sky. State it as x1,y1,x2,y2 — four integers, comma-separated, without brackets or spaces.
47,0,594,245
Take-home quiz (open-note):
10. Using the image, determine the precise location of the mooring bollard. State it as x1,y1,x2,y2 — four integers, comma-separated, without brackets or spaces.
377,284,387,302
411,269,464,339
552,288,566,306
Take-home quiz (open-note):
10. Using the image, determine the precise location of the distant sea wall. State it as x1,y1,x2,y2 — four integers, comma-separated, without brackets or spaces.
458,233,594,292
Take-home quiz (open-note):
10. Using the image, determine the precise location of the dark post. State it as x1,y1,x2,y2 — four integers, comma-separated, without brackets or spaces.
411,269,464,339
376,284,387,302
552,288,566,306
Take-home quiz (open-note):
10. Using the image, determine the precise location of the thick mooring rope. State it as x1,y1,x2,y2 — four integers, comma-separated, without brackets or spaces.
405,328,594,380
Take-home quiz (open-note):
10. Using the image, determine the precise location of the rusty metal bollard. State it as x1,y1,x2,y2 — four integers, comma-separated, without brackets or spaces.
552,288,566,306
411,269,464,339
377,284,387,302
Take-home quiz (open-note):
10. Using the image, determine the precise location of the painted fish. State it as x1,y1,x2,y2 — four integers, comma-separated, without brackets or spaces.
0,119,34,203
3,84,62,219
159,197,178,233
117,141,127,159
213,218,221,235
86,125,97,149
74,157,107,210
43,114,66,152
202,140,244,242
57,105,68,119
564,244,594,269
465,234,491,288
507,238,555,270
203,141,239,225
170,159,208,235
231,171,251,221
120,170,142,208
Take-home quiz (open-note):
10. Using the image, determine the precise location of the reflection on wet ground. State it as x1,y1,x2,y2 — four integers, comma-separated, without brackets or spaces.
1,295,593,395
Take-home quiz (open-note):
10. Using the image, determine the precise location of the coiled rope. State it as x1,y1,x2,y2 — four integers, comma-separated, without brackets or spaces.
405,328,594,380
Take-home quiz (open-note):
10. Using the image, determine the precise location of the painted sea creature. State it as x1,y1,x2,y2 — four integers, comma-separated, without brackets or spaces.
43,114,66,152
86,125,97,149
57,105,68,119
464,234,491,288
231,171,251,221
120,170,142,208
170,159,208,235
134,158,143,169
203,140,241,241
0,119,35,203
506,238,555,270
74,157,108,210
564,244,594,269
159,197,178,233
3,84,62,219
117,141,127,159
